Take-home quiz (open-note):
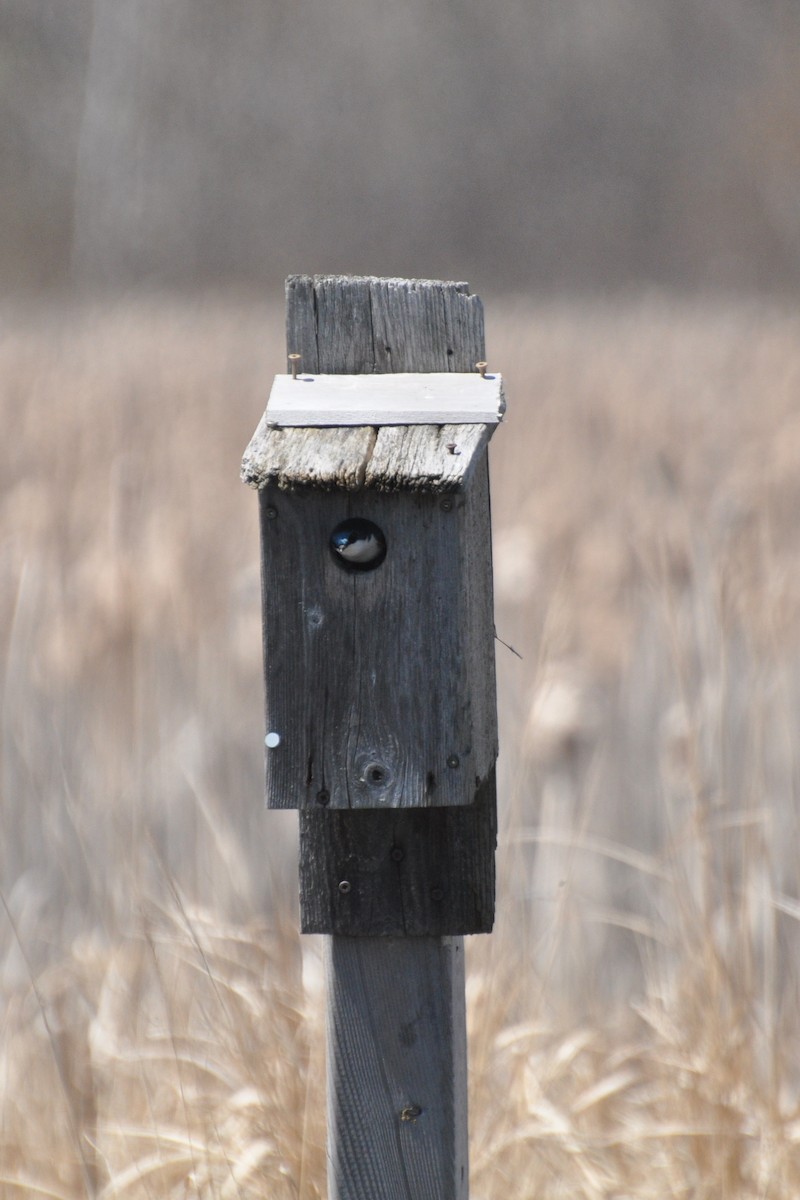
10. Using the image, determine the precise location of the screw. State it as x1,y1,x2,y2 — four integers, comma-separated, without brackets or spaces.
400,1104,422,1122
390,846,405,863
440,497,453,512
475,360,488,378
316,788,330,807
445,442,461,456
430,886,444,902
265,506,278,520
289,352,301,380
447,754,460,769
338,880,351,895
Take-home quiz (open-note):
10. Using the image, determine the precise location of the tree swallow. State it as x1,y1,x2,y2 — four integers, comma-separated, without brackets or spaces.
329,518,387,570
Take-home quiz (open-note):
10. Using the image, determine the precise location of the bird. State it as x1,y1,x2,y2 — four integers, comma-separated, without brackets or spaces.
329,518,387,569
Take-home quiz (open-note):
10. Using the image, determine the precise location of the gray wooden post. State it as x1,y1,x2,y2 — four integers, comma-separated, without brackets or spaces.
242,275,501,1200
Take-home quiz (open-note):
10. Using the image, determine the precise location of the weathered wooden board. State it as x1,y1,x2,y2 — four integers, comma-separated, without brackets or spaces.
265,371,505,426
260,464,497,809
300,769,496,935
366,424,490,492
242,424,376,491
243,419,492,493
326,935,468,1200
285,275,485,375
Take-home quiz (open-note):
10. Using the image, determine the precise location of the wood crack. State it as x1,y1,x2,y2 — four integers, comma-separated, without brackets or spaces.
357,427,379,489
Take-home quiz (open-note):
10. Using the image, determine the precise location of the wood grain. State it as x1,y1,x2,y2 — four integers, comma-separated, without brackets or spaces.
299,768,496,935
285,275,484,375
260,478,497,810
242,415,492,493
326,936,468,1200
366,423,491,492
242,423,376,491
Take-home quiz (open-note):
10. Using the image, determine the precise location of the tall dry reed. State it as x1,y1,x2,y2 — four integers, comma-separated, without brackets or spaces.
1,292,799,1196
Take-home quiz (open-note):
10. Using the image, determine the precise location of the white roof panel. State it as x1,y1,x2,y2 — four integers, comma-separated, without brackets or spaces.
266,371,505,427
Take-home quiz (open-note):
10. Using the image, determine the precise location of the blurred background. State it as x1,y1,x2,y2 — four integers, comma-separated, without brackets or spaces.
3,3,800,1196
4,0,800,297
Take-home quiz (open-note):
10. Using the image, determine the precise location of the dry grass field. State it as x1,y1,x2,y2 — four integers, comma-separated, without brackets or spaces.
2,291,800,1197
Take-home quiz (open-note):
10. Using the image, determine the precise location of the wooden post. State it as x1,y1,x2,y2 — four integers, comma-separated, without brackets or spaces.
326,936,468,1200
242,275,500,1200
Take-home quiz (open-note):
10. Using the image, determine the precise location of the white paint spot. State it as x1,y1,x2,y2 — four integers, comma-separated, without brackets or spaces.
265,732,281,749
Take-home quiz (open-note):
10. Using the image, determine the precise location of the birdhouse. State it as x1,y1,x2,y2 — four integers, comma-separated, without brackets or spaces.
242,364,504,811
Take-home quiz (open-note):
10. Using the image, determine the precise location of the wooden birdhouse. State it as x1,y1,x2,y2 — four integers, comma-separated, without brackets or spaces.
242,359,504,812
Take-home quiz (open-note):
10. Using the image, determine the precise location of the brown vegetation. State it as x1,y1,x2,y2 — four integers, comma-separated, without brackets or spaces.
2,294,800,1196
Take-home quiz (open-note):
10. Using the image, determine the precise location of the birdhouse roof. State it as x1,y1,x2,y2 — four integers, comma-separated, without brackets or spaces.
241,372,505,493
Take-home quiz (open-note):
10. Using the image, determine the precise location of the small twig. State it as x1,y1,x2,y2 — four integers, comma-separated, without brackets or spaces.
494,630,523,660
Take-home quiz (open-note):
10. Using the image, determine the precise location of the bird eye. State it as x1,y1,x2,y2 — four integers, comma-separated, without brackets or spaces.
329,518,387,572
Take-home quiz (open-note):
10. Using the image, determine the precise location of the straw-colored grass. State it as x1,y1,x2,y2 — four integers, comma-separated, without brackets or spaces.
1,291,799,1196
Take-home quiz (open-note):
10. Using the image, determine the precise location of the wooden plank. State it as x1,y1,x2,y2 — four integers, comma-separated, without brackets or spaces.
326,936,468,1200
284,275,321,372
242,422,376,491
368,277,484,375
260,481,496,810
299,769,496,935
365,423,491,495
312,276,379,374
265,371,505,427
285,275,485,376
242,419,492,493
